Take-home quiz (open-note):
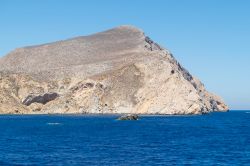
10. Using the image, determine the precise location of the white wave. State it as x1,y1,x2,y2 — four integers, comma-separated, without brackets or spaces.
46,122,62,125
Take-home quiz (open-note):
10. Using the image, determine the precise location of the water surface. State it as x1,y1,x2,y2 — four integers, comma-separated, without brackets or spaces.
0,111,249,165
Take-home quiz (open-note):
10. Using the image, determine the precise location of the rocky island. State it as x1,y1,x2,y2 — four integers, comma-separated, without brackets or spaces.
0,25,228,114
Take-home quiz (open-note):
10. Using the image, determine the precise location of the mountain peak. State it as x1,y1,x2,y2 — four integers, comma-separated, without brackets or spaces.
101,25,145,37
114,25,143,32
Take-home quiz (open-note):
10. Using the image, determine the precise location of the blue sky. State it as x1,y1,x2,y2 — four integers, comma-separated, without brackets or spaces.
1,0,249,110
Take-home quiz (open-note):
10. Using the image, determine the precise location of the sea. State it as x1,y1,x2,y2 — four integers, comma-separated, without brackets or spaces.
0,111,249,165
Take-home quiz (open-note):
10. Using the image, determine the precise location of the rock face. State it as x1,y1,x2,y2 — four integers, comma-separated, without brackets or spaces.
22,92,59,106
0,25,229,114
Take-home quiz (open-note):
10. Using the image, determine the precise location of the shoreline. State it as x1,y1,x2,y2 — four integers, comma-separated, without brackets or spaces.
0,111,235,117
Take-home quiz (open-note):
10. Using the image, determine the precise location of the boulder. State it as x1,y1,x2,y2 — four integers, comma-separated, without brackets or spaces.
117,114,139,120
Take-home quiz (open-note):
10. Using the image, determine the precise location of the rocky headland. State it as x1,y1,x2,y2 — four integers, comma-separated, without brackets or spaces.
0,25,228,114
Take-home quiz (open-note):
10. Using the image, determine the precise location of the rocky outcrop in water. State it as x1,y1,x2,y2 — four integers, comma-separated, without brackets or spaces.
0,25,228,114
117,114,139,120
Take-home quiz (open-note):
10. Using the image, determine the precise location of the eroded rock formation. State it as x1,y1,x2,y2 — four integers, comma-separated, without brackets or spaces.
22,92,59,106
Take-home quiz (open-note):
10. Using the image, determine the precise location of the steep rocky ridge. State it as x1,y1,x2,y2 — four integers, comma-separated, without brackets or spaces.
0,25,228,114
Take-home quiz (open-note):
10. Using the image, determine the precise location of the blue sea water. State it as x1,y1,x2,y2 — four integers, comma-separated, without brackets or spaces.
0,111,250,165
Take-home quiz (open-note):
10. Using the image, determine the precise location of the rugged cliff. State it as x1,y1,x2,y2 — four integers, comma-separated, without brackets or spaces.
0,25,228,114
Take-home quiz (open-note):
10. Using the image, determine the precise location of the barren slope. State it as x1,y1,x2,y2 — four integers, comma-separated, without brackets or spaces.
0,25,228,114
